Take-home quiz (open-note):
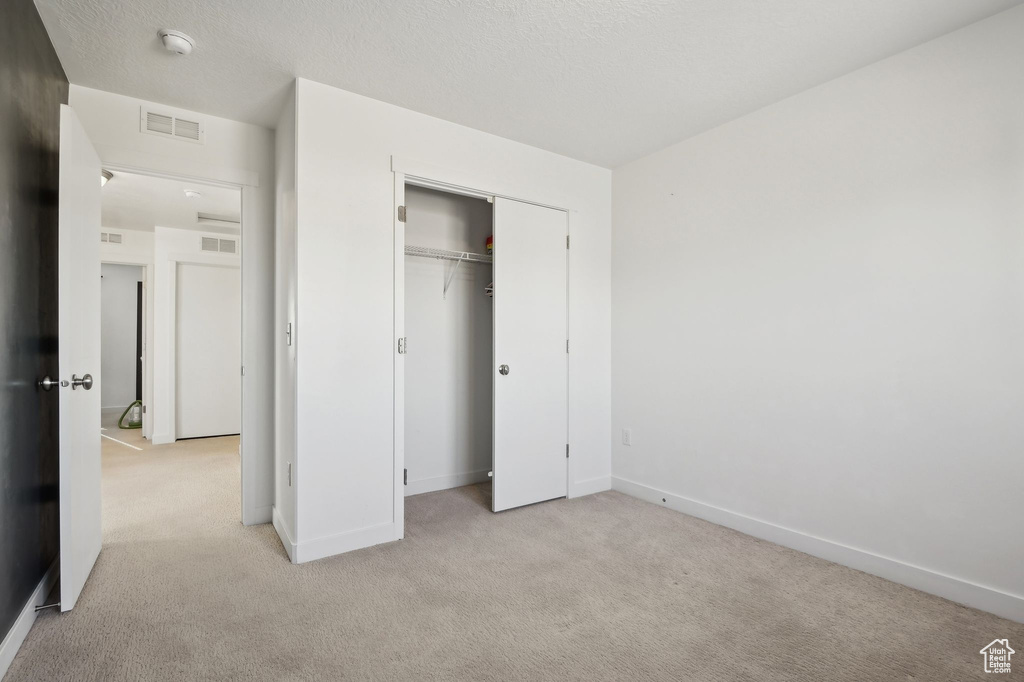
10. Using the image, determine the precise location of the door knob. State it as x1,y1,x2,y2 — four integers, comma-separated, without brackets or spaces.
71,373,94,390
499,364,509,375
38,375,66,391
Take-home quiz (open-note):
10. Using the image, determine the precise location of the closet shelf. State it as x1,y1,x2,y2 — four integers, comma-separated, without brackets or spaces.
405,245,493,264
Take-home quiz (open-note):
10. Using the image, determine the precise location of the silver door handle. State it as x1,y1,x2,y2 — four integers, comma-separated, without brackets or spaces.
38,375,68,391
71,373,94,390
499,364,509,375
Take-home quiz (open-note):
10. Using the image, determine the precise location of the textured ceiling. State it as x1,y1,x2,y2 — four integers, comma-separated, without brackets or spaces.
102,171,240,234
36,0,1022,167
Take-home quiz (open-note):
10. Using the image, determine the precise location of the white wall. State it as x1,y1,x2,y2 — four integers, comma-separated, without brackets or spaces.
611,6,1024,622
404,186,493,495
100,263,143,409
273,85,298,553
282,78,612,562
99,228,154,266
71,86,275,525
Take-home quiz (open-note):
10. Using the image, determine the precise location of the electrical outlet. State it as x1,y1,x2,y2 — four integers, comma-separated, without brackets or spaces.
622,428,632,446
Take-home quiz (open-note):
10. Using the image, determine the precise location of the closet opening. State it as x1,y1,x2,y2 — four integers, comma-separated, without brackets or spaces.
395,169,570,532
402,184,495,509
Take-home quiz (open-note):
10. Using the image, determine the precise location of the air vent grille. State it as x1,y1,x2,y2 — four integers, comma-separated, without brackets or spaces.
141,106,205,144
200,236,238,254
146,111,174,135
100,232,123,244
174,118,201,141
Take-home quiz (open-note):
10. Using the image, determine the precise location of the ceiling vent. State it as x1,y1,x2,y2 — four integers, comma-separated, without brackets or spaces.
201,236,238,254
197,212,240,229
140,106,205,144
100,232,123,244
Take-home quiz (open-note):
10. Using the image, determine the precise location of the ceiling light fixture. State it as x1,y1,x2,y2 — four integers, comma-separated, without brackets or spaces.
158,30,195,56
101,169,113,187
183,189,202,199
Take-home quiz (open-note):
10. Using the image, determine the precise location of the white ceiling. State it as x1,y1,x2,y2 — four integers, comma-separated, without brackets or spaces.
101,171,240,234
37,0,1022,168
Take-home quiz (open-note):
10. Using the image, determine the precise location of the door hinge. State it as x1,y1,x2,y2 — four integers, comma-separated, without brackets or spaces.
566,339,569,354
566,234,570,249
241,365,245,376
397,205,407,223
398,337,407,354
142,404,147,414
566,443,569,458
403,468,408,485
287,462,292,487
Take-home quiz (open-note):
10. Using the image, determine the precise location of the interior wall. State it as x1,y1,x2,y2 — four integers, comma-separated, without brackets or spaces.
285,78,611,562
611,6,1024,621
273,85,298,552
69,85,275,525
0,0,67,662
100,263,143,409
404,186,494,495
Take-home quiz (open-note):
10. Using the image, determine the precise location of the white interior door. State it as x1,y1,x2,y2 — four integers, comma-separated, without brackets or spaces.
58,104,102,611
175,262,241,439
492,198,568,512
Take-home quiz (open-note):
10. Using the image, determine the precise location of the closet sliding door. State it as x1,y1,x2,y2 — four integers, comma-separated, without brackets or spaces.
492,198,568,512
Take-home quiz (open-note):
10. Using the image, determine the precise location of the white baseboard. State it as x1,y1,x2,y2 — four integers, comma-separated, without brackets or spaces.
569,475,611,498
405,469,491,496
0,559,59,679
611,476,1024,624
294,522,397,564
272,506,297,563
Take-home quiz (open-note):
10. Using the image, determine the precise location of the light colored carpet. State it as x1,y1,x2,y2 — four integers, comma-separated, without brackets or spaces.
6,423,1021,681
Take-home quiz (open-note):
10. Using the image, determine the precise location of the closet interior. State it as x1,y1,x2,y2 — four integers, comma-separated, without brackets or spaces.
403,185,495,501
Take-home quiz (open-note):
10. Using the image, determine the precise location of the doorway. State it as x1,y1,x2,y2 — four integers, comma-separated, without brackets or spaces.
98,168,242,478
402,185,494,503
99,263,145,444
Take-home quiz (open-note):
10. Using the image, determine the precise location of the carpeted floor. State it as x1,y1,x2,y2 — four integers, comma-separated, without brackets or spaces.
6,418,1021,681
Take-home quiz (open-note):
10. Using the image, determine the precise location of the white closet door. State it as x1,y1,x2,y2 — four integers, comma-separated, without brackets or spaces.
176,263,241,439
492,198,568,512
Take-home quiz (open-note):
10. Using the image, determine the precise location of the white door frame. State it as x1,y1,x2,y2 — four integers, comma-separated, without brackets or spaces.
99,260,149,436
391,158,573,537
100,163,256,525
